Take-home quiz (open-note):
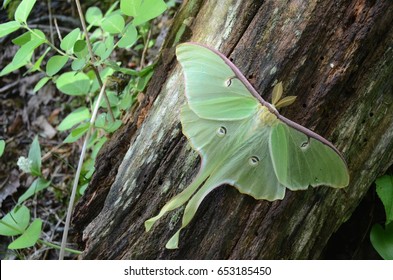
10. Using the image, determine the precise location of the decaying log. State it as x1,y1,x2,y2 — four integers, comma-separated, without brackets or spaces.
73,0,393,259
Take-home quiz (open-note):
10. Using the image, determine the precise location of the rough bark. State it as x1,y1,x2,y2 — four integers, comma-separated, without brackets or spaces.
73,0,393,259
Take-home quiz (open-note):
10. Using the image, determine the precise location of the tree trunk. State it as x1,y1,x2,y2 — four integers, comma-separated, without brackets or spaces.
73,0,393,259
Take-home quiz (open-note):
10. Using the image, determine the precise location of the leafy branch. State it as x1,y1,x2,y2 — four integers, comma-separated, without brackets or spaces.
0,0,169,259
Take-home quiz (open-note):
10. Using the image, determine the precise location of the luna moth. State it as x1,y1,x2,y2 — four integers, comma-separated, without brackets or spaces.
145,42,349,249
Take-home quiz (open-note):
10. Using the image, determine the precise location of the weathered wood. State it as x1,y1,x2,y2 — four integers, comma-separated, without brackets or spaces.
73,0,393,259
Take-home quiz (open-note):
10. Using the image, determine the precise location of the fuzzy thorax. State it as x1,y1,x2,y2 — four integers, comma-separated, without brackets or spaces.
257,104,279,126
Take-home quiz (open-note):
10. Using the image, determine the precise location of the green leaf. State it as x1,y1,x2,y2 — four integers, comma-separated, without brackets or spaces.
85,166,95,180
0,30,45,77
33,76,50,92
120,0,141,17
63,122,90,143
29,47,51,73
15,0,37,23
79,183,88,195
96,111,122,132
93,42,114,62
370,222,393,260
12,31,31,46
56,71,90,95
139,63,155,77
73,40,88,58
0,53,32,76
90,28,103,42
138,0,167,24
8,219,42,249
17,178,51,204
58,107,91,131
103,60,138,75
28,136,41,176
118,24,137,48
46,55,68,76
28,136,41,175
93,41,106,59
92,137,107,159
3,0,12,8
102,14,125,34
87,130,98,149
0,21,21,38
107,91,120,106
30,29,46,41
71,58,86,71
119,92,134,111
0,139,5,157
122,0,167,26
60,28,80,53
94,113,106,128
82,157,95,179
106,120,122,133
137,69,154,91
104,1,119,16
101,35,115,60
0,206,30,236
376,175,393,225
86,7,103,26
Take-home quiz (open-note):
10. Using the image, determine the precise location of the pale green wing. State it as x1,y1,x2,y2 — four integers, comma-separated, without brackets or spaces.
181,103,248,165
269,122,349,190
176,43,259,120
181,104,286,200
145,103,255,235
208,132,286,200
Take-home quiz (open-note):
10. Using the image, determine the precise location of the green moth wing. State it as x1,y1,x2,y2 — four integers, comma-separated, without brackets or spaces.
145,42,350,249
270,123,349,189
176,43,259,120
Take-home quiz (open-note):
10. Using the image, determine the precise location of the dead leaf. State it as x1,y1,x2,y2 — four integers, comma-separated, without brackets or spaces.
48,108,61,125
7,114,23,136
0,169,20,207
33,115,57,139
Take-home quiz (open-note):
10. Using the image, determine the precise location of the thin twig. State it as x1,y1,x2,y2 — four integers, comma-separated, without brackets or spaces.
40,239,82,255
53,18,62,41
41,142,65,162
140,28,152,69
74,0,115,122
29,15,80,26
59,80,108,260
27,23,72,34
0,80,19,93
74,0,94,64
47,0,54,44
